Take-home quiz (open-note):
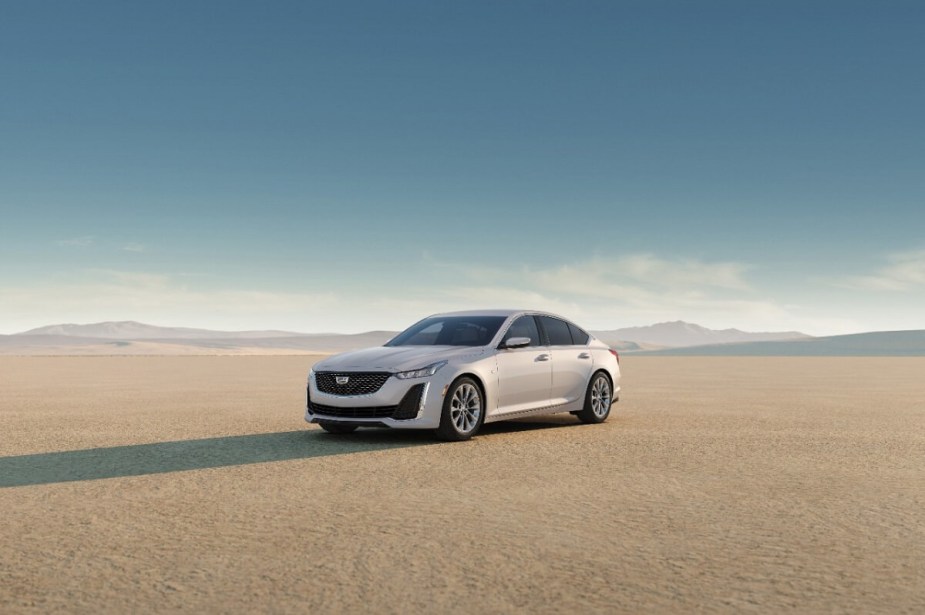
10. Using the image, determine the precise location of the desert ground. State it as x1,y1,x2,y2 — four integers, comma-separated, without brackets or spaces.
1,356,923,613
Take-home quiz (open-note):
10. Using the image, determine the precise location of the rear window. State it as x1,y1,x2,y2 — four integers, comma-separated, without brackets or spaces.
568,322,590,345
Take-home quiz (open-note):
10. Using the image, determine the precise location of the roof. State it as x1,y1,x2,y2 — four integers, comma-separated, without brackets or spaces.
429,309,523,318
428,309,561,319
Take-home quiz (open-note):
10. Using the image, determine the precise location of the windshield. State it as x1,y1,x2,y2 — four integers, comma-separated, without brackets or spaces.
385,316,507,347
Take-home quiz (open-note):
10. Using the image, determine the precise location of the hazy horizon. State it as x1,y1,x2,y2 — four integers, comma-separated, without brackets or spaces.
3,2,924,336
8,317,813,337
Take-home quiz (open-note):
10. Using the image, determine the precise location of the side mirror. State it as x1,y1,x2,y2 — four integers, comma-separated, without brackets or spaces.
501,337,531,349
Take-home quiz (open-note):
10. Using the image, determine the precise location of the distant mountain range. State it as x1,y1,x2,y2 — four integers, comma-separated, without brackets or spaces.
591,320,810,348
636,330,925,356
2,320,924,356
18,321,309,340
3,325,397,356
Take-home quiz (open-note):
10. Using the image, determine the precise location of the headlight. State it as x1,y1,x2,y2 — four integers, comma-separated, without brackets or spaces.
394,360,447,380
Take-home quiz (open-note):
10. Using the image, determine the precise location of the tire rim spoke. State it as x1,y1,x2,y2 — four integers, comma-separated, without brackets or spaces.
451,383,480,432
591,377,610,417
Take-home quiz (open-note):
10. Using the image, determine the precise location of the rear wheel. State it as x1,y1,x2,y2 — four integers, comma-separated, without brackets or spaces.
318,421,359,434
576,371,612,424
435,377,484,441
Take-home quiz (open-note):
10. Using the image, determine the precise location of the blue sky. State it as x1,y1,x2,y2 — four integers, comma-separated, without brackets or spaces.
2,1,924,334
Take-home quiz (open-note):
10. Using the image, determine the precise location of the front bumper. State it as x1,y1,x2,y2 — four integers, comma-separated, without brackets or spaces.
305,371,445,429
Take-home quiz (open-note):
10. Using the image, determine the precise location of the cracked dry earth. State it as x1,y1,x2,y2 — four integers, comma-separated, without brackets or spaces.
1,356,924,613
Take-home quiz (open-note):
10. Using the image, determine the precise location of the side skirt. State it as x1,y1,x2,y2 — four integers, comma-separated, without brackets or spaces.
484,400,582,423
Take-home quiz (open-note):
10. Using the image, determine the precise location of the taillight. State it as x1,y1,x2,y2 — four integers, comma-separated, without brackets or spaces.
609,349,620,364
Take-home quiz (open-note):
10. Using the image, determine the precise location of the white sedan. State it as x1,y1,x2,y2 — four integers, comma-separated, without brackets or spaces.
305,310,621,441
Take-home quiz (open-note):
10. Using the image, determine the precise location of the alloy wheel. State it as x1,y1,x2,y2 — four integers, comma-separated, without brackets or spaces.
450,383,481,433
590,376,611,418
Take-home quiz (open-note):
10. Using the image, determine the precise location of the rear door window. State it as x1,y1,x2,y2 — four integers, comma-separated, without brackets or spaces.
539,316,573,346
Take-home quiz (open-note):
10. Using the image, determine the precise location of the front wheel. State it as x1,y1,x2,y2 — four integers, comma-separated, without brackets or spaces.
318,421,359,434
435,377,484,441
576,372,613,424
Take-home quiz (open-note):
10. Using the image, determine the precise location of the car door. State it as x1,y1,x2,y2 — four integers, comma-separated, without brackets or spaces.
537,315,593,406
493,315,552,415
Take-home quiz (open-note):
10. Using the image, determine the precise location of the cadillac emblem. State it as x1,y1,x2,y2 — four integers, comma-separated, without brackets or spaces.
335,376,350,385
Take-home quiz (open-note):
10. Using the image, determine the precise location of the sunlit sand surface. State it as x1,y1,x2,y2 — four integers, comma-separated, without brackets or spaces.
2,356,923,612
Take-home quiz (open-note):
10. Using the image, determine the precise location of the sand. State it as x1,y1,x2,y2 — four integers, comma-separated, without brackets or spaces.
1,356,923,613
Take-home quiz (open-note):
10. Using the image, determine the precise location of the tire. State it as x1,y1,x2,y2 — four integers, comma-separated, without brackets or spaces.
435,377,485,441
576,371,613,424
318,421,359,434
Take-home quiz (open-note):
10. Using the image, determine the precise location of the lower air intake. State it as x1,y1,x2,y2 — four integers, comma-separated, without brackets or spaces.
309,384,426,421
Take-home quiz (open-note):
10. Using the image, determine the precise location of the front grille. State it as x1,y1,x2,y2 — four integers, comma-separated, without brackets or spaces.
314,371,391,396
308,384,426,421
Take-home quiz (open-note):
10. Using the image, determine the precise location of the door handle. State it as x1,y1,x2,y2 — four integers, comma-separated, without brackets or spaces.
535,354,550,362
578,352,591,359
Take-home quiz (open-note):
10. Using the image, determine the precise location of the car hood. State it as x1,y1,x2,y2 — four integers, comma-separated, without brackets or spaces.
313,345,487,372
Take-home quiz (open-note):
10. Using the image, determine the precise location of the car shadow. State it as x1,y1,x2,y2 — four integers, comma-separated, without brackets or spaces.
0,416,584,489
0,429,435,489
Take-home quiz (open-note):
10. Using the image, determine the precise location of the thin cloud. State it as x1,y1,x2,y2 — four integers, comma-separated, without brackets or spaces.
0,255,864,335
454,255,752,300
837,250,925,291
0,270,341,333
56,236,94,248
614,254,751,290
122,243,146,253
427,254,813,331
